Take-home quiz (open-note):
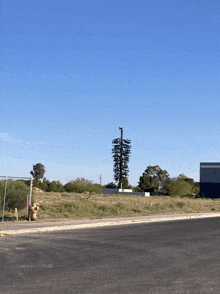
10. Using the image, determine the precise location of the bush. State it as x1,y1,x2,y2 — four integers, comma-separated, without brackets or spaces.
39,182,48,191
32,179,41,188
192,182,200,195
47,181,58,192
0,180,30,211
56,180,65,192
47,181,64,192
64,179,102,194
168,179,194,197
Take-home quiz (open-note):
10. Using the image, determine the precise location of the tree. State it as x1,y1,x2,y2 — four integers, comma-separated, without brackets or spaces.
105,182,117,188
112,127,131,188
160,177,172,195
120,178,133,189
138,165,170,193
30,163,46,182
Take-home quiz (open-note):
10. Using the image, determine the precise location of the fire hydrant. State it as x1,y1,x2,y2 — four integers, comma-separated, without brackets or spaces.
31,204,39,220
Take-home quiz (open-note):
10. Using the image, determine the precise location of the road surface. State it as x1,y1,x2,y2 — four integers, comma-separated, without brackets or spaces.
0,217,220,293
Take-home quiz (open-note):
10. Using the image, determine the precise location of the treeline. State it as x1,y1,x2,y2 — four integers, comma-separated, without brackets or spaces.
105,165,199,197
0,177,102,211
33,177,101,194
29,164,102,193
135,165,199,197
31,163,199,197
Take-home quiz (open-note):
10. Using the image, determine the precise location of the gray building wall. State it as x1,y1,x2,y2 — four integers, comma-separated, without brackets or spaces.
200,162,220,198
101,188,150,197
101,188,119,194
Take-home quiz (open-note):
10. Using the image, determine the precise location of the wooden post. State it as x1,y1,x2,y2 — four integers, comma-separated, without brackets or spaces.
27,195,29,211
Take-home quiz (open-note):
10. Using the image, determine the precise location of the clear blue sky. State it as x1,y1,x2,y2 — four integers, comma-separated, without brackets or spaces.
1,0,220,185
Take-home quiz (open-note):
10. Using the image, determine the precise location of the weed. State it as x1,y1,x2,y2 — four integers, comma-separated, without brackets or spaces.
176,202,185,209
132,208,141,213
143,205,150,210
61,193,69,197
154,203,160,211
109,206,118,215
116,202,125,209
98,205,108,212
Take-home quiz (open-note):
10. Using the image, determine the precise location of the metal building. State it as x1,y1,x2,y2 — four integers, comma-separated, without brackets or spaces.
200,162,220,198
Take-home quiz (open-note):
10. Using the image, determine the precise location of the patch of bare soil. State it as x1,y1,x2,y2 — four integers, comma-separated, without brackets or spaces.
32,187,44,193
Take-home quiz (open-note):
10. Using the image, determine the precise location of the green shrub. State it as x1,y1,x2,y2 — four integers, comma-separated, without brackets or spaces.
168,179,194,197
39,182,48,191
176,202,185,208
132,208,141,213
32,179,40,188
116,202,125,209
64,179,101,194
56,180,65,192
0,180,29,210
98,205,108,212
35,180,65,192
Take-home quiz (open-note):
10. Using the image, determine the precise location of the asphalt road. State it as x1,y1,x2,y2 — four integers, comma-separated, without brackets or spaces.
1,217,220,294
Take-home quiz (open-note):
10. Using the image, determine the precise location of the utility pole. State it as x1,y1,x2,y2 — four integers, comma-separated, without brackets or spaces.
119,127,123,190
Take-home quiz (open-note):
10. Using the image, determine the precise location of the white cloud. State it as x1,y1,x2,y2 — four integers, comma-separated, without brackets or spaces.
0,132,63,147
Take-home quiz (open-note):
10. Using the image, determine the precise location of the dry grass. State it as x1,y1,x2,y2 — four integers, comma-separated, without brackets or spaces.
1,190,220,221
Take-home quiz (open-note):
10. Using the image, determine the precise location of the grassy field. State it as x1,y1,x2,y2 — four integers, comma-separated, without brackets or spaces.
1,188,220,221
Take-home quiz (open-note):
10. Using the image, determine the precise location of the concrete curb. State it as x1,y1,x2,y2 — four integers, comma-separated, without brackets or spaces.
1,212,220,236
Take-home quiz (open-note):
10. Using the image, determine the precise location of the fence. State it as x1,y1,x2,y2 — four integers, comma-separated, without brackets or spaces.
0,176,33,222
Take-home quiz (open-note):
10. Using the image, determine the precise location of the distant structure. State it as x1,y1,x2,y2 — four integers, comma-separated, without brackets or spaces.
101,188,150,197
200,162,220,198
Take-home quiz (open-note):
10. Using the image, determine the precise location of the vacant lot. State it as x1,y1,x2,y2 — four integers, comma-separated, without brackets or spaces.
1,188,220,221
